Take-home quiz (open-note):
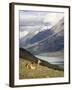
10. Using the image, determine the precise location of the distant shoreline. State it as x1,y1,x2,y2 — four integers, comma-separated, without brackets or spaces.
35,50,64,57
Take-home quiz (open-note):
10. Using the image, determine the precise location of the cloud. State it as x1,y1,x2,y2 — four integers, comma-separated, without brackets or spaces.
19,10,47,26
19,10,64,27
20,31,29,39
44,13,64,26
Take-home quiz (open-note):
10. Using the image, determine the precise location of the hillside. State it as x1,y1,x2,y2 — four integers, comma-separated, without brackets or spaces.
20,48,38,63
19,58,64,79
19,48,64,79
20,48,64,69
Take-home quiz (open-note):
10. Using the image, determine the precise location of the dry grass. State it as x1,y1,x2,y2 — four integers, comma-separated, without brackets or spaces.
19,58,64,79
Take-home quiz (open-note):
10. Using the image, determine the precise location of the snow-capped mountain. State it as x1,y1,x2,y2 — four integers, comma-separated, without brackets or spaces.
24,17,64,55
19,25,51,47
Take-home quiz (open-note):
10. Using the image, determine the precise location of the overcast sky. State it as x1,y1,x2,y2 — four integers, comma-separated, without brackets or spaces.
19,10,64,26
19,10,64,39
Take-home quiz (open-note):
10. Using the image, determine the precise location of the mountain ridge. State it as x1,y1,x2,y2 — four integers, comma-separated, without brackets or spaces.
26,18,64,54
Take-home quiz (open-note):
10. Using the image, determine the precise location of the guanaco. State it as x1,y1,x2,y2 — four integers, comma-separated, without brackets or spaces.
25,62,37,70
25,60,41,70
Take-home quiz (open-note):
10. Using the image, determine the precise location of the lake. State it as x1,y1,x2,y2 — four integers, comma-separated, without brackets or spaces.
35,55,64,69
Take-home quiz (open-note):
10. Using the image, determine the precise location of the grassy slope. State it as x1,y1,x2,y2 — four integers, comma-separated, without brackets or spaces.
19,58,64,79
